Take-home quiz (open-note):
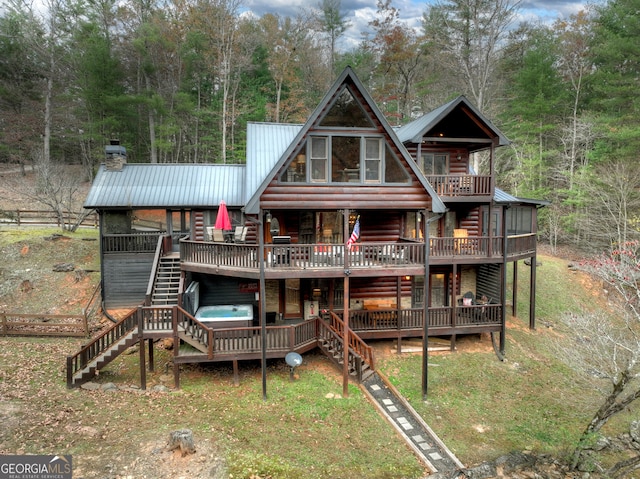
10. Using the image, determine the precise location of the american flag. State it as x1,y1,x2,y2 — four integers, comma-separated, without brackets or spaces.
346,218,360,250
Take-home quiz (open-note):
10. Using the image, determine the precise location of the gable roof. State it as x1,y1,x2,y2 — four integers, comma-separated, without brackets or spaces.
244,66,446,214
396,96,510,150
84,163,246,209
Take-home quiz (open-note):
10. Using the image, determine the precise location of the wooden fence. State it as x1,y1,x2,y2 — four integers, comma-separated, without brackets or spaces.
1,312,89,337
0,209,98,228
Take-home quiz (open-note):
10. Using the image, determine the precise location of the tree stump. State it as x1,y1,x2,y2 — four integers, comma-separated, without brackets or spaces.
168,429,196,456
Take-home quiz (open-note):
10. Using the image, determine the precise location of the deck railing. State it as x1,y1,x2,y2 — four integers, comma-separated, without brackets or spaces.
426,175,492,196
103,232,163,253
335,304,502,332
179,236,534,271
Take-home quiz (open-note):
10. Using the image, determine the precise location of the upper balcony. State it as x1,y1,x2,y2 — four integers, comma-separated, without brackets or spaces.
176,233,537,279
426,174,492,202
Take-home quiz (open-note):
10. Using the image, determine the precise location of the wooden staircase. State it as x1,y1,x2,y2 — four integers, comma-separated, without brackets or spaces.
72,330,139,386
151,256,181,305
317,313,375,383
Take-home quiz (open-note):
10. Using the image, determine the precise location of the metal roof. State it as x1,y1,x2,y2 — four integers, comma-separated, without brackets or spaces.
84,163,246,209
396,96,510,148
245,122,303,204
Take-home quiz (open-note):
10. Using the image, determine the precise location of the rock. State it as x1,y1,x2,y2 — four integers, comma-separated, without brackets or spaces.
101,382,118,392
594,436,610,451
465,462,497,479
152,385,170,393
81,381,100,390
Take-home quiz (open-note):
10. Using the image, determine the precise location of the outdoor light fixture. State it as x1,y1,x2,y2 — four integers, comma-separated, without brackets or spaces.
285,352,303,381
266,211,272,223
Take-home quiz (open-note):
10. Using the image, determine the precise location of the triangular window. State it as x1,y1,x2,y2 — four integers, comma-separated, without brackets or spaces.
320,88,374,128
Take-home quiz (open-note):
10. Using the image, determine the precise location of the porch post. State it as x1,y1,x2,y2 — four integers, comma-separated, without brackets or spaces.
396,276,402,354
422,209,430,400
258,211,267,400
342,209,350,398
343,275,350,397
500,207,509,356
512,261,518,317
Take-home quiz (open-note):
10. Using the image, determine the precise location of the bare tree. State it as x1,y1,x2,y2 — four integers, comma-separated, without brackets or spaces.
559,245,640,473
574,161,640,251
422,0,521,117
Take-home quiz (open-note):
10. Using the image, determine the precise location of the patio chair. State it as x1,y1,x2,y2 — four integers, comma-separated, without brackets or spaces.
212,228,225,243
234,226,248,243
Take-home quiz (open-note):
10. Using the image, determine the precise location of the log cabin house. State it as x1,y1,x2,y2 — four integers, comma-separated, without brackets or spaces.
68,67,546,389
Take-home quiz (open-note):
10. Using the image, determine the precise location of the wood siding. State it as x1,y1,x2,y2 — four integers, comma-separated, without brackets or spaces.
260,183,432,211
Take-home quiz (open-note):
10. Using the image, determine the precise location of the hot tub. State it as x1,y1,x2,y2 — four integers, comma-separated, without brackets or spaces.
195,304,253,329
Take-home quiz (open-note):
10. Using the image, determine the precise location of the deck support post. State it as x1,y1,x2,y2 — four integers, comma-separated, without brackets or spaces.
422,209,436,400
342,275,350,398
500,208,509,357
173,361,180,389
233,359,239,386
342,208,351,398
172,305,180,389
396,277,402,354
529,255,537,330
139,337,147,390
512,261,518,317
148,338,154,372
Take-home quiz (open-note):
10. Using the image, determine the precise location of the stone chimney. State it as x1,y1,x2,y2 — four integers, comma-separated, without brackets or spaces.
105,140,127,171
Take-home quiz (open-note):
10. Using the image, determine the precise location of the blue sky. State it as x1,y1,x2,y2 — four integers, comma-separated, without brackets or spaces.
241,0,600,51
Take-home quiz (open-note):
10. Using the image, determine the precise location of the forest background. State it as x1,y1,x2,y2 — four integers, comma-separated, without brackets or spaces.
1,0,639,254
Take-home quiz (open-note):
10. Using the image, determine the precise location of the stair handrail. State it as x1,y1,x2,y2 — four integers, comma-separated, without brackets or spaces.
82,280,102,330
145,235,170,306
321,312,375,372
175,306,214,359
66,308,140,387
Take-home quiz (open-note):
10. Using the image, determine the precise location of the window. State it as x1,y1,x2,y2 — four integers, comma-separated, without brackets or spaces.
421,153,448,175
310,137,328,182
364,138,382,182
280,134,409,184
506,206,533,235
331,136,360,182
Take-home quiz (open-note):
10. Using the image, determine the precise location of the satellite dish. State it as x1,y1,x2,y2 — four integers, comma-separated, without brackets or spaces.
285,352,303,381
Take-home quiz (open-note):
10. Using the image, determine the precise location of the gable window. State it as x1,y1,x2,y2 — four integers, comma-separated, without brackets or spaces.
310,137,328,182
421,153,448,176
320,87,374,128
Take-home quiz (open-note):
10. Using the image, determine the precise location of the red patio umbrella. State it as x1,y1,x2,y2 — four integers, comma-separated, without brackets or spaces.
215,200,232,231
